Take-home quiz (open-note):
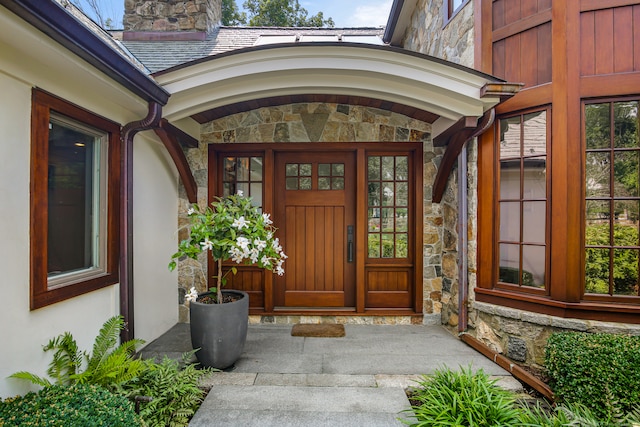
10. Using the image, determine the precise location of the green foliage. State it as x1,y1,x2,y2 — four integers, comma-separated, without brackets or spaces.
585,224,639,295
121,355,211,427
403,366,521,426
11,316,145,392
242,0,334,27
222,0,247,25
0,383,142,426
545,332,640,420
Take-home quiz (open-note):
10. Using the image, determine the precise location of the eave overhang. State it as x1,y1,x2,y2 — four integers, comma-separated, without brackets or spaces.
153,43,507,126
0,0,169,105
383,0,419,46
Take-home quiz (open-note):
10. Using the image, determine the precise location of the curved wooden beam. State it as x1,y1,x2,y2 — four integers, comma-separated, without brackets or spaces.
432,109,495,203
154,121,198,203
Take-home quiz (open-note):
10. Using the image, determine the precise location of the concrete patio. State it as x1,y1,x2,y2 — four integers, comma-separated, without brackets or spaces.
139,323,522,426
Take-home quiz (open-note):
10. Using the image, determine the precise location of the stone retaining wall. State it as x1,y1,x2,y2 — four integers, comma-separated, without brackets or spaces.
176,102,455,324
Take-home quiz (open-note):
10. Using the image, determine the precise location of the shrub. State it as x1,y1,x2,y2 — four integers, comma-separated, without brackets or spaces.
0,383,142,426
545,332,640,420
404,366,521,426
121,354,211,427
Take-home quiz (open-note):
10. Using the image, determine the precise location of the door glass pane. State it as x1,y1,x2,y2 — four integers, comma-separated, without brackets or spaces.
300,163,312,176
396,208,408,232
381,234,394,258
382,184,394,206
368,182,380,206
396,234,408,258
332,177,344,189
236,157,249,181
250,157,263,180
395,156,408,180
368,210,380,232
286,163,298,176
522,245,545,288
318,177,330,190
368,233,380,257
318,163,330,176
286,177,298,190
300,177,312,190
396,182,408,206
250,183,263,207
382,156,394,179
332,163,344,176
368,157,380,179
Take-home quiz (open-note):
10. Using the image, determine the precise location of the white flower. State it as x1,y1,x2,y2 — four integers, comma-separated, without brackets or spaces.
276,265,285,276
237,190,244,197
250,248,260,263
185,287,198,303
232,216,249,229
187,207,195,216
254,238,267,251
236,236,250,250
260,255,271,267
200,238,213,251
230,246,244,263
262,213,273,225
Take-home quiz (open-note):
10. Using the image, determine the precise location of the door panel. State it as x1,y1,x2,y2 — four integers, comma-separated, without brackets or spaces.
274,151,356,308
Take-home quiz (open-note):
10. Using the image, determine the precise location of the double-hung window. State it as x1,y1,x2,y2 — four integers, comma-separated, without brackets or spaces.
30,89,120,309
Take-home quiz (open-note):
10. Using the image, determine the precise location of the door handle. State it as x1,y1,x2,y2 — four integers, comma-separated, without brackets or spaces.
347,225,354,263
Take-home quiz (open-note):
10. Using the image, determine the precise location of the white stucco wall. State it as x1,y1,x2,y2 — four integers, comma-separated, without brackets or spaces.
0,7,179,398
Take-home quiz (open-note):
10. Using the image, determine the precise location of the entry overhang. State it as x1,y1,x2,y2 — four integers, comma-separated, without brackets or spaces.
153,43,509,126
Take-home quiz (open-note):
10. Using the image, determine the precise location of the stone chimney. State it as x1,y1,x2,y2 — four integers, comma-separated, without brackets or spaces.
123,0,221,39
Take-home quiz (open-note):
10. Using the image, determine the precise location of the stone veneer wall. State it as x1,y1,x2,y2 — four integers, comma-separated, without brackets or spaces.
176,102,454,325
403,0,474,68
401,0,476,330
124,0,220,32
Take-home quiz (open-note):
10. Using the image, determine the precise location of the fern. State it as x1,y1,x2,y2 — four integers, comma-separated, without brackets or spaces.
9,371,52,387
44,332,85,386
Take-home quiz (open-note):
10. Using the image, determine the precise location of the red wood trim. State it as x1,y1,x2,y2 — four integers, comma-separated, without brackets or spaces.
356,148,366,313
492,9,552,43
477,129,495,290
475,0,493,73
154,126,198,203
30,89,120,310
414,145,424,314
580,0,639,12
433,116,478,147
495,84,552,114
476,288,640,323
264,149,275,312
581,73,640,98
159,119,198,148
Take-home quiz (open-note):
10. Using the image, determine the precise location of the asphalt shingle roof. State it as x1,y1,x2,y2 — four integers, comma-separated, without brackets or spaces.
114,26,386,74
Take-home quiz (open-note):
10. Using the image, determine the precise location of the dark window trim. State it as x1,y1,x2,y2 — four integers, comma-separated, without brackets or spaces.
443,0,470,28
30,89,121,309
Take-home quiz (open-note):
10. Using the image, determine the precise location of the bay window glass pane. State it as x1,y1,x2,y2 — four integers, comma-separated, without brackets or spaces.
585,201,610,246
48,117,104,278
613,151,639,197
585,248,610,294
500,202,520,242
585,103,610,149
614,201,639,248
500,117,521,159
523,111,547,155
613,249,639,295
523,157,546,198
224,157,236,181
522,245,545,288
613,101,638,149
499,160,520,199
499,244,519,284
585,152,611,197
522,202,546,244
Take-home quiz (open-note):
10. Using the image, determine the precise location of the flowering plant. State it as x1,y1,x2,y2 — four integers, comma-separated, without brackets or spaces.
169,192,286,304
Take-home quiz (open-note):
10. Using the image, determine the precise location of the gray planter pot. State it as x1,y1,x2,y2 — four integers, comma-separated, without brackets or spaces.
189,290,249,369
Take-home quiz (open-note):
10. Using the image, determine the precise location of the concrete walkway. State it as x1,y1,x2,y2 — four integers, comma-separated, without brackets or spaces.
140,323,522,427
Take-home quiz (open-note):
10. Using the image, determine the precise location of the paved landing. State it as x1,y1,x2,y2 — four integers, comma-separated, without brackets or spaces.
140,324,521,427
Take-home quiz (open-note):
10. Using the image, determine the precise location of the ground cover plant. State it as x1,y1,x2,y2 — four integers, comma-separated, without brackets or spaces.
7,316,210,427
545,331,640,421
0,383,142,426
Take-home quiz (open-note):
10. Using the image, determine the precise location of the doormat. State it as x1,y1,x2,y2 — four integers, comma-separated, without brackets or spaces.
291,323,345,338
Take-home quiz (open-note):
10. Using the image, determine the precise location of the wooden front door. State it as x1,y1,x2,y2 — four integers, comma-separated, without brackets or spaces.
273,151,356,308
